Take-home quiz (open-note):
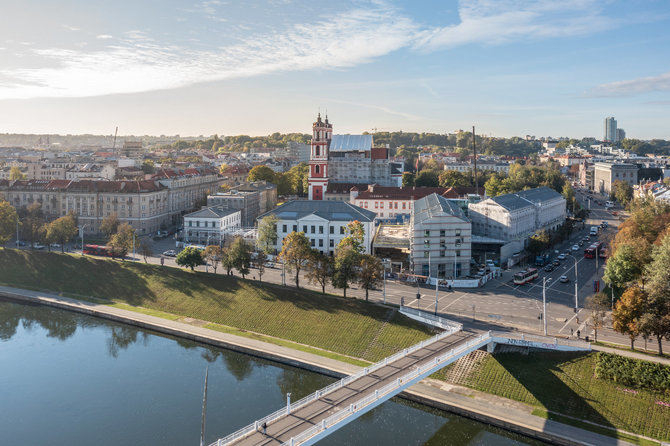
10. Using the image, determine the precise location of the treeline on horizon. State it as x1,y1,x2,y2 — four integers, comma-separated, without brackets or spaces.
155,131,670,157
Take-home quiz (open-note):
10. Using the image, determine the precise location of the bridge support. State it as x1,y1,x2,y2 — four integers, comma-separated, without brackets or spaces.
487,342,497,353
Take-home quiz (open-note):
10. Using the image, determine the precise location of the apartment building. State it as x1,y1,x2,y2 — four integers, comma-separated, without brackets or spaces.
206,181,278,227
183,207,241,245
350,185,451,220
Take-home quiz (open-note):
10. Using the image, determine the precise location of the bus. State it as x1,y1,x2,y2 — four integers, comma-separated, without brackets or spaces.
513,268,538,285
83,244,113,256
584,241,603,259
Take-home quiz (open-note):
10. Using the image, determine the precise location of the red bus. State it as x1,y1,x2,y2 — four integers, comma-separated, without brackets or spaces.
513,268,538,285
584,241,603,259
83,244,113,256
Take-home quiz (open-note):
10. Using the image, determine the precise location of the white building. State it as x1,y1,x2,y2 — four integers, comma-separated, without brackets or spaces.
410,194,472,278
257,200,376,255
183,207,241,245
468,187,566,255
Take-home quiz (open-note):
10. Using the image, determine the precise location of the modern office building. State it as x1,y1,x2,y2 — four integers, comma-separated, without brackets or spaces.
603,117,617,143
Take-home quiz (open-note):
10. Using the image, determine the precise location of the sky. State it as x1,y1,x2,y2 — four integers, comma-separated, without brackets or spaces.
0,0,669,140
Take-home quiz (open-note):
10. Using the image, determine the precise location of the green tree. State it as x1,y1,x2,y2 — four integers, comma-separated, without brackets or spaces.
358,254,383,302
229,236,252,279
9,166,26,180
20,202,44,248
562,182,576,212
439,170,470,188
401,172,415,188
612,286,646,350
415,169,439,187
256,214,278,254
247,165,277,183
100,213,120,240
341,221,365,254
138,238,153,263
108,223,135,259
140,160,155,174
176,246,204,271
286,163,309,196
527,230,550,257
305,250,332,294
484,173,504,197
641,234,670,355
278,231,311,289
586,292,610,342
254,250,268,281
45,215,78,253
604,244,643,290
203,245,223,274
332,243,359,298
611,180,633,205
0,200,18,246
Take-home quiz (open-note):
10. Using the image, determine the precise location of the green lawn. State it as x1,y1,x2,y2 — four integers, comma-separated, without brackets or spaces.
0,249,433,362
445,351,670,442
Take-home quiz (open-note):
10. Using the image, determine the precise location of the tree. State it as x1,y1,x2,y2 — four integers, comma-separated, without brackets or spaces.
21,202,44,248
562,183,576,212
247,165,277,184
254,251,268,281
100,213,120,240
484,173,504,197
358,254,383,302
108,223,135,259
611,180,633,206
139,238,153,263
278,231,311,289
527,230,550,257
586,292,610,342
176,246,204,271
641,234,670,355
305,250,332,294
401,172,415,188
439,170,470,188
257,214,278,254
45,215,77,253
0,200,18,246
9,166,26,180
203,245,223,273
332,243,359,298
604,244,643,289
229,236,252,279
415,169,439,187
221,246,235,275
341,221,365,254
612,286,646,350
140,160,155,174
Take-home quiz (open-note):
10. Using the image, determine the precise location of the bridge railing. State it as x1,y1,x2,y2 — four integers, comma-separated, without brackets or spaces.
398,306,464,331
490,331,590,349
279,331,493,446
211,322,463,446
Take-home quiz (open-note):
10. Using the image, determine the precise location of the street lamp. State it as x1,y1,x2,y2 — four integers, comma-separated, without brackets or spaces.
542,277,547,336
566,253,579,312
79,224,89,255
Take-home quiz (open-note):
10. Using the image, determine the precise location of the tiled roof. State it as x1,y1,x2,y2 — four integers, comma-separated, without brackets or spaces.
356,186,450,200
258,200,376,223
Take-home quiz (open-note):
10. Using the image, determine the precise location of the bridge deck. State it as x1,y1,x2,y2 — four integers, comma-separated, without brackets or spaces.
228,331,476,446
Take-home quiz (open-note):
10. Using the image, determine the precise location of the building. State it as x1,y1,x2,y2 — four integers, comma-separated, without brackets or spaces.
467,187,566,256
616,128,626,142
443,160,510,174
604,117,617,143
183,207,241,245
207,181,278,227
350,185,451,220
307,114,398,200
257,200,376,255
410,193,471,279
593,162,639,194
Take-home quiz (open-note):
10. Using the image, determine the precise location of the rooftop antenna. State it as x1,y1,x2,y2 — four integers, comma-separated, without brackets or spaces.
112,126,118,151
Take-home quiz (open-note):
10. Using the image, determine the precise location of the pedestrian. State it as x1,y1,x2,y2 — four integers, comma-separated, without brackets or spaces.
262,422,267,435
577,330,581,338
576,316,579,324
571,328,574,336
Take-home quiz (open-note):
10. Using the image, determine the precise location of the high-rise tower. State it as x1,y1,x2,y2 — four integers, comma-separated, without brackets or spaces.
308,113,332,200
603,116,617,143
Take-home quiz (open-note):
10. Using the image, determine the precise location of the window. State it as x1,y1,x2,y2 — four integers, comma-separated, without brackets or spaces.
329,239,334,247
455,229,461,236
315,165,320,174
456,250,461,257
424,230,430,237
311,225,315,234
282,224,287,233
319,239,323,247
303,225,307,233
330,226,334,234
340,227,345,235
440,250,445,257
402,202,406,209
424,252,429,258
310,239,315,247
440,230,445,237
375,202,378,209
319,226,324,234
293,225,297,232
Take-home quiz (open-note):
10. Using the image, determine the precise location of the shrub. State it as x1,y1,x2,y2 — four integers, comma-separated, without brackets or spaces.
595,352,670,394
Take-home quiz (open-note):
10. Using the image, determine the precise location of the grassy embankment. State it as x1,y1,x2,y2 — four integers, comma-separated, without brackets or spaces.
0,249,433,364
441,351,670,444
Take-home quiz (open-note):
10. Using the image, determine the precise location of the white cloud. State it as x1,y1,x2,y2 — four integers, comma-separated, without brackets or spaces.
63,25,80,32
588,71,670,97
96,34,113,40
414,0,614,50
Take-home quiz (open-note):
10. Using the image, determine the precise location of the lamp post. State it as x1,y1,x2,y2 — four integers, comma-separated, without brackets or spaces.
567,254,579,312
16,218,19,247
79,224,89,255
542,277,547,336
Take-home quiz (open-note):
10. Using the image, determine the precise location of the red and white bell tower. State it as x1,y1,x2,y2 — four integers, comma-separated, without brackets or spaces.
308,113,332,200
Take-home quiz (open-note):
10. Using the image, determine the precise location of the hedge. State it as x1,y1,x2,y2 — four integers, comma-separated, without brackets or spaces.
595,352,670,394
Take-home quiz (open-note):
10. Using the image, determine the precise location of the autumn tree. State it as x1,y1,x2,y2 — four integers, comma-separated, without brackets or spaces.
100,213,120,240
586,292,610,342
641,234,670,355
229,236,252,279
45,215,78,253
612,286,646,350
108,223,135,259
611,180,633,205
9,166,26,180
139,238,153,263
254,250,268,281
401,172,415,188
305,250,332,294
203,245,223,273
527,230,550,257
176,246,204,271
0,200,18,246
247,165,277,184
20,202,44,248
278,231,311,288
358,254,383,302
332,243,359,298
256,214,278,254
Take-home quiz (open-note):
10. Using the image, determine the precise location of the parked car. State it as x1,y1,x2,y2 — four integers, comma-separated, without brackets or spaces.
557,253,567,260
50,243,61,249
33,243,46,250
15,240,26,246
560,275,569,283
162,249,178,257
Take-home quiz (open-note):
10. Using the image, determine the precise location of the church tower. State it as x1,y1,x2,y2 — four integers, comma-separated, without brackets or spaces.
308,113,332,200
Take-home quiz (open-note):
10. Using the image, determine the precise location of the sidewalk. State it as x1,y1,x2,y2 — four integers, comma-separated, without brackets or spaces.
0,284,640,446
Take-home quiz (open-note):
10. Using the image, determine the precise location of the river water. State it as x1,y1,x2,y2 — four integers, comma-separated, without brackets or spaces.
0,299,545,445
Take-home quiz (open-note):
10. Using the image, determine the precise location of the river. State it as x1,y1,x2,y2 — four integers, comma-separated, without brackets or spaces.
0,299,546,445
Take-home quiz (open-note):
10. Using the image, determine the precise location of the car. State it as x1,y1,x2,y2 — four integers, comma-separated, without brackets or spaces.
553,259,561,266
544,265,554,272
571,244,579,251
162,249,178,257
601,221,608,227
560,275,569,283
578,240,584,246
557,253,566,260
583,235,590,241
15,240,26,246
33,243,46,250
605,201,614,208
50,243,61,248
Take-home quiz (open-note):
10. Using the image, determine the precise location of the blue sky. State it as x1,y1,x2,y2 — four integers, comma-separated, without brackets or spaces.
0,0,669,139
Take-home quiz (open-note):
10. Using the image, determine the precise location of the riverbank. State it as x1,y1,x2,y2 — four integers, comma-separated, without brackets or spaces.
0,285,642,446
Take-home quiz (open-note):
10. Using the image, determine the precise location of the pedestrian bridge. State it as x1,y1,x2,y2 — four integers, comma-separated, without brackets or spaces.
211,311,590,446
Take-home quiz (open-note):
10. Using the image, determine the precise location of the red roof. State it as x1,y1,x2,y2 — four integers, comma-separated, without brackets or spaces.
355,185,450,200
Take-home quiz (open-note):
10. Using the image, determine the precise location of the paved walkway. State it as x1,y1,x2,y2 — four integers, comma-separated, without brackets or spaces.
0,285,639,446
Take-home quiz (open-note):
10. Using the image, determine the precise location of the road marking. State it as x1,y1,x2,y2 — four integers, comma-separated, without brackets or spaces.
559,309,584,333
440,292,469,311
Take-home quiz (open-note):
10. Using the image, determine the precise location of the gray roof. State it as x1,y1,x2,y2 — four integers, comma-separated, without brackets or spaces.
413,193,469,224
490,186,563,211
184,206,240,219
258,200,376,222
329,134,373,152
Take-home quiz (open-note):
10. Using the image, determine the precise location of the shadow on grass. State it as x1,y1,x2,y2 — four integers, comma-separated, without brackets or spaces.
494,351,616,433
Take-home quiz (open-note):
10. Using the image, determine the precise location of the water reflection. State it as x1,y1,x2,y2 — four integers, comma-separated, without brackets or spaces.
0,300,82,341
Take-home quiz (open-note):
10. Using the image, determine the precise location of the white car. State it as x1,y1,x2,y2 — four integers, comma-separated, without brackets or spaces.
162,249,178,257
557,253,566,260
33,243,46,250
560,275,569,283
571,244,579,251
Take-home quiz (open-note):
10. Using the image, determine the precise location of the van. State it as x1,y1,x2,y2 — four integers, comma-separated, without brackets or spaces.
590,226,598,236
605,201,614,208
